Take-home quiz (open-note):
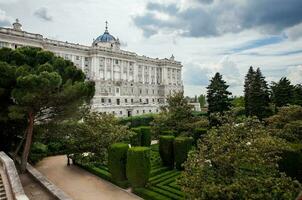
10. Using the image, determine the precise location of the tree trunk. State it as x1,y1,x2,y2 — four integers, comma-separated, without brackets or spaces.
20,111,34,173
13,127,28,162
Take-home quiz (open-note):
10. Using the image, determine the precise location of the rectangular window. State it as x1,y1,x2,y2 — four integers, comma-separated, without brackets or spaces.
131,99,134,103
101,98,105,103
117,99,120,105
125,99,128,103
120,111,122,115
108,99,111,103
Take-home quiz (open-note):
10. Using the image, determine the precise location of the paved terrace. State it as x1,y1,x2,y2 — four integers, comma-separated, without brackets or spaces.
35,155,142,200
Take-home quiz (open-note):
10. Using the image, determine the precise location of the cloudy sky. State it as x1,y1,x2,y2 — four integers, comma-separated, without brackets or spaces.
1,0,301,96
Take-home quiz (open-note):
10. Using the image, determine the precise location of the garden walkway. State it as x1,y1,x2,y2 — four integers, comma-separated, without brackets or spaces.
35,155,142,200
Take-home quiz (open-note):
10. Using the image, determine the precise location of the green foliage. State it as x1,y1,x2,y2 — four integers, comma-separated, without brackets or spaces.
130,127,142,146
266,105,302,142
108,143,129,182
29,142,48,164
244,67,270,119
141,126,152,147
174,137,193,170
271,77,295,107
231,96,245,107
126,147,151,188
206,72,232,115
193,128,207,146
119,114,155,127
292,84,302,106
179,118,301,199
153,92,194,137
64,112,133,165
0,47,95,170
198,94,206,108
278,149,302,183
159,135,175,168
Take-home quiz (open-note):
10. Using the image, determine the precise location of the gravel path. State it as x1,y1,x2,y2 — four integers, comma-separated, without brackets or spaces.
35,155,142,200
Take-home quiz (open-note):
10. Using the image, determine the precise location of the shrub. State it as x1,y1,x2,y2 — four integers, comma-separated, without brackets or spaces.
193,128,207,146
130,128,142,146
141,126,151,147
108,143,129,183
126,147,151,188
174,137,193,170
119,114,155,127
29,142,48,164
161,130,176,136
159,135,175,168
279,149,302,183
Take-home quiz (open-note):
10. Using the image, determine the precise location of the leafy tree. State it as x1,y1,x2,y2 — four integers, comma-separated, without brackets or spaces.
0,47,95,172
153,91,194,136
271,77,294,107
198,94,206,107
179,118,301,199
65,112,133,165
231,96,245,107
244,67,270,120
206,72,232,115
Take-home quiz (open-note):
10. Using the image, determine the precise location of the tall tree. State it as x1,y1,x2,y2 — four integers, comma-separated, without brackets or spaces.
244,66,255,116
271,77,294,107
0,47,95,172
244,67,270,120
206,72,232,115
198,94,206,107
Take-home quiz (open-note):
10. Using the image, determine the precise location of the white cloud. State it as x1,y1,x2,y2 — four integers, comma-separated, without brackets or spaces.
0,9,12,27
287,65,302,84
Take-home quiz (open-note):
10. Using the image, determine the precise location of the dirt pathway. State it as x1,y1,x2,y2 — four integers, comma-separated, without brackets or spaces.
35,155,141,200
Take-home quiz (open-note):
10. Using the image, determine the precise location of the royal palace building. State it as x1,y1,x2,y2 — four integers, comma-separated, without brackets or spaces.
0,19,183,117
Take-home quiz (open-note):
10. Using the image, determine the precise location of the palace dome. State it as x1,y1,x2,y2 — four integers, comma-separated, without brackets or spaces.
95,30,116,43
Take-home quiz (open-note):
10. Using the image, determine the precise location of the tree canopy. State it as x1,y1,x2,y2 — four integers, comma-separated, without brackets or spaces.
206,72,232,115
244,67,270,120
0,47,95,171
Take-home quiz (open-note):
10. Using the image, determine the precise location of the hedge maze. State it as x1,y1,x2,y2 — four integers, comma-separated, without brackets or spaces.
133,144,185,200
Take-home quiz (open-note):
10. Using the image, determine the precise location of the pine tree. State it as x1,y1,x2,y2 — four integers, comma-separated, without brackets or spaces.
206,72,232,115
271,77,294,107
244,67,270,120
244,66,255,116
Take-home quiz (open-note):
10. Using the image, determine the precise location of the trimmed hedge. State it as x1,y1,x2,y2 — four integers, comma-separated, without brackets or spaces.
126,147,151,188
193,128,207,146
161,130,176,136
174,137,193,170
159,135,175,168
141,126,152,147
119,114,155,127
130,128,142,146
108,143,129,183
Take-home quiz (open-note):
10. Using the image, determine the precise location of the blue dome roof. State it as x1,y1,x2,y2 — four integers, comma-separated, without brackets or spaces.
95,30,116,43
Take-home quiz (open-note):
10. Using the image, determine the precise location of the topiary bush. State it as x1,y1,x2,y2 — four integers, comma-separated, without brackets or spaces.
174,137,193,170
159,135,175,168
193,128,207,146
126,147,151,188
141,126,151,147
108,143,129,183
161,130,177,136
130,128,142,146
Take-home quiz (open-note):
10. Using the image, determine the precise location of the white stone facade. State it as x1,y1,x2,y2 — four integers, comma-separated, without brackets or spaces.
0,20,183,117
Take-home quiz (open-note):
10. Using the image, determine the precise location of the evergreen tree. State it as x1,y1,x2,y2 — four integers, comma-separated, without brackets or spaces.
244,67,270,120
0,47,95,172
292,84,302,106
206,72,232,115
271,77,294,107
244,66,255,116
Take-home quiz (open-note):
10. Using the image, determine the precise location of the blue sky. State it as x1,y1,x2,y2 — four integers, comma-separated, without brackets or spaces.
0,0,301,96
